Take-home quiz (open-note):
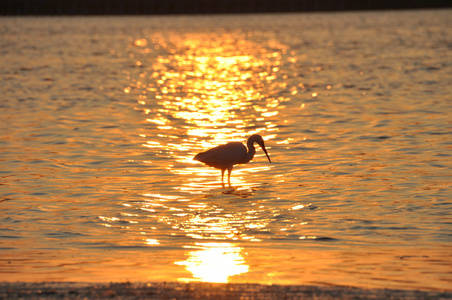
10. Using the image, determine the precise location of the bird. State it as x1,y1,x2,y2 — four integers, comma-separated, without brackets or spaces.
193,134,271,187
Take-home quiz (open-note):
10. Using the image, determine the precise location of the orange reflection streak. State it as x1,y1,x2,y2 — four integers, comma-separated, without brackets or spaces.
125,32,298,282
132,192,310,282
128,31,293,187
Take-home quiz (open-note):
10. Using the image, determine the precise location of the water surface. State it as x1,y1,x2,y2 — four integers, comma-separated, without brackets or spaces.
0,10,451,290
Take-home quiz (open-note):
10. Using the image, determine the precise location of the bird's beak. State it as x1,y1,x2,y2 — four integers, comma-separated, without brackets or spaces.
260,143,272,163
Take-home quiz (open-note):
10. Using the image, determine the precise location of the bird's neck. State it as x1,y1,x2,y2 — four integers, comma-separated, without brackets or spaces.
240,141,256,164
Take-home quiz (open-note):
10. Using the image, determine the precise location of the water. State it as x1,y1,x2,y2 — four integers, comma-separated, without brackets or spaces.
1,10,451,291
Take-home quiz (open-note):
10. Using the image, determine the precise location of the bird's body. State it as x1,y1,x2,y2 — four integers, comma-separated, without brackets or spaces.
193,134,271,187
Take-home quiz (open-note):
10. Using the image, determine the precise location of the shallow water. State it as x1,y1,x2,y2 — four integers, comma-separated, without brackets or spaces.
0,10,451,291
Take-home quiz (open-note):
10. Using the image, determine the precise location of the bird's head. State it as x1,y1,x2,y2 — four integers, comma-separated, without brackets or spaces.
249,134,271,163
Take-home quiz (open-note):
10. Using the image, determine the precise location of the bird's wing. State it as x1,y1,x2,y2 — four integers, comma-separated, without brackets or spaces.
194,142,247,166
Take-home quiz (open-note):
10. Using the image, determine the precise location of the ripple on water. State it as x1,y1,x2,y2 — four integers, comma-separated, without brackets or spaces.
0,11,451,289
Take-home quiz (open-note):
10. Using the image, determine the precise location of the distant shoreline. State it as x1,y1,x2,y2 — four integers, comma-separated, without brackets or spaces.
1,282,451,299
1,0,451,16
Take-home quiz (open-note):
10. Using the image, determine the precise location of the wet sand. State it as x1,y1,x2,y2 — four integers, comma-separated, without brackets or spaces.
1,282,451,299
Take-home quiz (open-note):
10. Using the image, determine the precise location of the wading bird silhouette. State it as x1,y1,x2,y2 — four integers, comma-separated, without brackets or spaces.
193,134,271,187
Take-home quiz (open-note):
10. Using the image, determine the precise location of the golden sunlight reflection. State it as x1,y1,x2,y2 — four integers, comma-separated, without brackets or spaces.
175,242,248,283
126,31,296,187
141,192,268,242
117,190,310,282
123,32,300,282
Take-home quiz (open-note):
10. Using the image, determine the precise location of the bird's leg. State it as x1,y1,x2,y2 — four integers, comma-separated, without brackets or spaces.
221,168,226,188
227,166,233,188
